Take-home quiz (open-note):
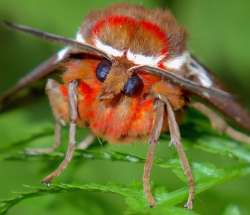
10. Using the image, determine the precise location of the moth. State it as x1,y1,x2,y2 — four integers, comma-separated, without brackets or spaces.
1,3,250,209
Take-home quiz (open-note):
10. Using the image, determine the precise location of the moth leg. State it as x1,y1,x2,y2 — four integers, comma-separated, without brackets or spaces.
162,96,195,209
25,79,67,154
42,80,78,184
191,102,250,144
25,122,62,154
77,134,95,150
143,99,164,207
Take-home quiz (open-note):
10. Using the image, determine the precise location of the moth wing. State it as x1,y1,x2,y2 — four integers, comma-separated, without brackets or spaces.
0,48,70,102
0,21,111,103
187,55,250,131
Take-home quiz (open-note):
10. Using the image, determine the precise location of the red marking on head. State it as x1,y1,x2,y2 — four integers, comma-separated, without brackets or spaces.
140,20,168,54
92,19,105,35
160,47,168,55
92,15,168,55
108,16,136,26
92,16,136,35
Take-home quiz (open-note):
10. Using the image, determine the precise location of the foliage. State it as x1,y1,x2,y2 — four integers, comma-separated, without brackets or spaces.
0,102,250,214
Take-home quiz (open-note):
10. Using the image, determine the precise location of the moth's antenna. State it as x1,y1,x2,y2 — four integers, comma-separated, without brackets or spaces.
3,21,112,61
129,65,233,100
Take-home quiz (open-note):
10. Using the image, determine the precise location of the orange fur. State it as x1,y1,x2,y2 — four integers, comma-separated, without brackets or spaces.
50,3,188,143
52,58,186,143
80,4,187,56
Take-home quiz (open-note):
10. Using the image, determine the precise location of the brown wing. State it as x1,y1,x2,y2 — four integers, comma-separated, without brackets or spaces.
0,49,70,103
187,55,250,131
0,21,112,103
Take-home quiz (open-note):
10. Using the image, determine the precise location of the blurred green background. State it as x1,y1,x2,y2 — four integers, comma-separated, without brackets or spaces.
0,0,250,214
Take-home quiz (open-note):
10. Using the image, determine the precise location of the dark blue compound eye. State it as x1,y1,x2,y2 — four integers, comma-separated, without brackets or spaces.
96,59,112,82
123,74,143,96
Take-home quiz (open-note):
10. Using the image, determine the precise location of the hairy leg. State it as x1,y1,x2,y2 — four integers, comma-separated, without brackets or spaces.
161,96,195,209
143,99,164,207
43,80,78,184
25,122,62,154
77,134,95,150
25,79,66,154
191,102,250,144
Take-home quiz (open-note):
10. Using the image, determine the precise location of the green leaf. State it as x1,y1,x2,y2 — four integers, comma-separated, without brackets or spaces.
223,205,241,215
2,150,228,183
1,150,250,213
194,136,250,163
1,101,250,214
1,163,249,214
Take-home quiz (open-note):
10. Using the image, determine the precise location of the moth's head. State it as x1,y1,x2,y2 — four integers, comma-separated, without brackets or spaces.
73,4,189,100
1,3,234,120
63,54,149,102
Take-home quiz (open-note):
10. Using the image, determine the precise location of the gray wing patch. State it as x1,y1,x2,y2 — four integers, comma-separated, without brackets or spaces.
188,55,250,131
187,56,213,88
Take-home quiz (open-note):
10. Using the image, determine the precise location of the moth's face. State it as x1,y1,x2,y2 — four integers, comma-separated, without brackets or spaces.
95,58,145,100
63,56,160,101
